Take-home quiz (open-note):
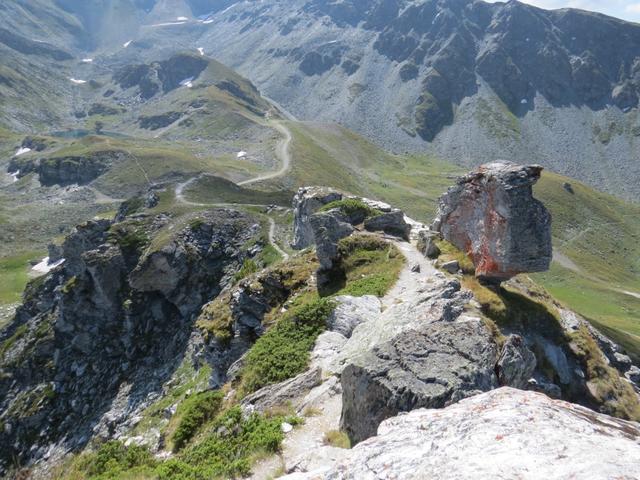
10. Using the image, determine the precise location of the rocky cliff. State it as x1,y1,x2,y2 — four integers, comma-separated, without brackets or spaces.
0,204,263,474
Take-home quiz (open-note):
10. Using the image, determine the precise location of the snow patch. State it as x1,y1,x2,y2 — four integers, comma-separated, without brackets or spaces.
123,40,132,48
521,99,528,104
69,78,87,85
203,19,214,24
237,151,248,159
32,257,65,275
15,147,31,156
81,58,93,63
151,21,187,27
197,47,205,56
9,171,20,183
180,77,194,88
177,16,188,21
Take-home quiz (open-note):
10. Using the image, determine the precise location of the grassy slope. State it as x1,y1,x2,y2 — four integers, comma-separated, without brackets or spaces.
277,121,640,357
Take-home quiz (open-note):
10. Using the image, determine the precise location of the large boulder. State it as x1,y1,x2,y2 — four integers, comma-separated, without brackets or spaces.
283,388,640,480
432,162,552,282
496,334,537,389
340,318,498,444
291,186,343,250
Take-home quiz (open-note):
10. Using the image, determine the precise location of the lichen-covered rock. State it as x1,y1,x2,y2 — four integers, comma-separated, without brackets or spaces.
496,334,537,389
292,186,342,250
283,388,640,480
432,162,552,282
340,318,498,444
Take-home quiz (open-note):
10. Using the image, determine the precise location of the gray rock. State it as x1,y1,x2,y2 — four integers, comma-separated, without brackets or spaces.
440,260,459,274
496,335,537,389
283,388,640,480
417,230,441,259
327,295,381,338
292,186,342,250
309,211,354,286
363,210,410,240
432,162,552,282
340,319,498,444
241,367,322,413
410,264,420,273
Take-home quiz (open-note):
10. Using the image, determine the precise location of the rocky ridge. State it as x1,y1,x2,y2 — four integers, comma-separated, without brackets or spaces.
0,204,263,474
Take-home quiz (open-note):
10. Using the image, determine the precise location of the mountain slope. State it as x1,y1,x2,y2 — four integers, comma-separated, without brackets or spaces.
114,0,640,201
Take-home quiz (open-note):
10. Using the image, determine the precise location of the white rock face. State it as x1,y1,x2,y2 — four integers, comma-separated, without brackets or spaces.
283,388,640,480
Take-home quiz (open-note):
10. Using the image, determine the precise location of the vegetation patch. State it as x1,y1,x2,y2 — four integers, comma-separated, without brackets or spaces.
237,295,335,397
570,326,640,421
323,430,351,449
435,239,475,274
330,235,405,297
172,390,224,451
319,198,381,223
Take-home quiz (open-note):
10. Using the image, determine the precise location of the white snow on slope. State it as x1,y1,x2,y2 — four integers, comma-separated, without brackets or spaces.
123,40,132,48
180,77,194,88
81,58,93,63
32,257,65,275
70,78,87,85
197,47,204,56
15,147,31,156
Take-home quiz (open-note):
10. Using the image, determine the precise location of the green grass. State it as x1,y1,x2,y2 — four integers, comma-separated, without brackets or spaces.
319,198,381,222
172,390,224,452
332,235,405,297
237,295,336,397
323,430,351,449
180,175,293,207
0,251,43,304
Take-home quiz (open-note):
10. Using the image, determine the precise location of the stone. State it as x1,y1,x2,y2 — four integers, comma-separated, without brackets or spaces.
417,229,441,258
309,212,354,271
440,260,459,273
496,334,537,389
363,210,411,240
282,388,640,480
241,367,322,413
291,186,342,250
411,264,420,273
432,162,552,282
340,319,498,444
327,295,381,338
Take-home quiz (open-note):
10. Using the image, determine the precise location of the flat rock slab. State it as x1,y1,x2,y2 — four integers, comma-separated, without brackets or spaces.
284,387,640,480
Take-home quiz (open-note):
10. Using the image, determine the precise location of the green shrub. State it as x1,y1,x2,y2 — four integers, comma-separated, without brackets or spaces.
319,198,381,222
172,390,224,451
234,259,259,283
176,406,285,479
238,297,335,396
74,441,157,479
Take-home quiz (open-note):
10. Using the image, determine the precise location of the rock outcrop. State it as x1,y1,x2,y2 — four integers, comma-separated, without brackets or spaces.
432,162,552,282
283,388,640,480
340,318,498,443
291,186,343,250
0,208,261,474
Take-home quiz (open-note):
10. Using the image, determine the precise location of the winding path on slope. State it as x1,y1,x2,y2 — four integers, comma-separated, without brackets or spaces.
174,119,294,260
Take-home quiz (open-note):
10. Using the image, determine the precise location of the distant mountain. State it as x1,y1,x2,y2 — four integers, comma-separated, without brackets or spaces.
1,0,640,201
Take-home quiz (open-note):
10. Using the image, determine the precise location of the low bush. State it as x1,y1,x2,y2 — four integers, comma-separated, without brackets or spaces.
172,390,224,451
237,296,335,396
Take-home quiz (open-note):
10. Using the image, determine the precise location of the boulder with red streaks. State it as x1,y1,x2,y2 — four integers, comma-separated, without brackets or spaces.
432,162,552,282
